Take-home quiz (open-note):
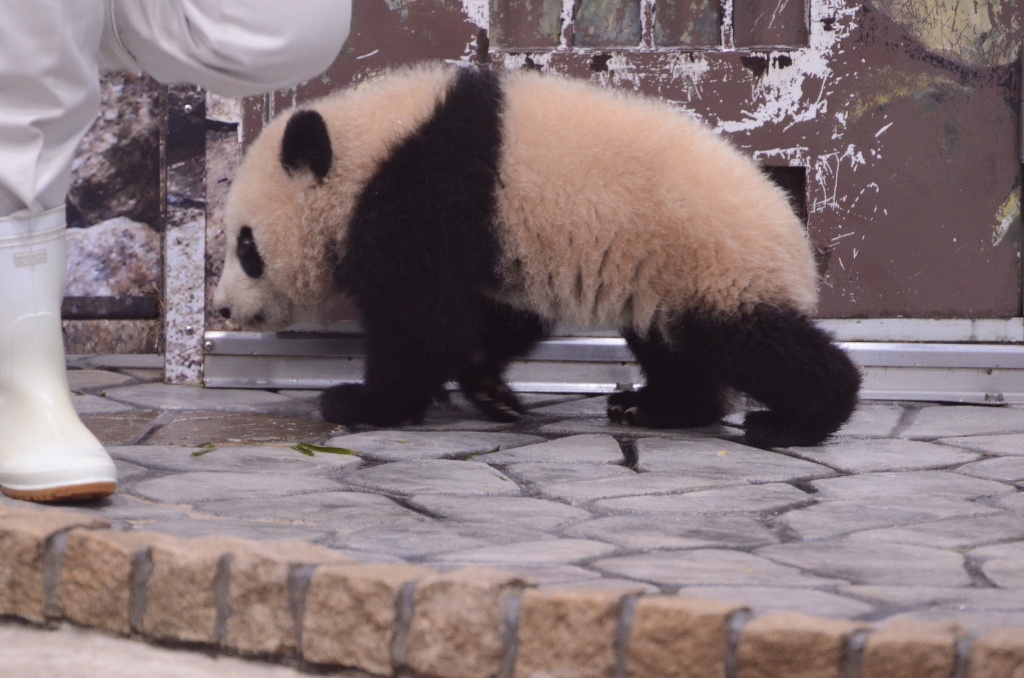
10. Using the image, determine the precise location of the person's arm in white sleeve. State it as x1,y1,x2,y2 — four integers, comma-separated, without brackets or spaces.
98,0,351,98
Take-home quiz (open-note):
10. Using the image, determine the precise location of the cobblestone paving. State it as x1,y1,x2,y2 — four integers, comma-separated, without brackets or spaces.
11,354,1024,634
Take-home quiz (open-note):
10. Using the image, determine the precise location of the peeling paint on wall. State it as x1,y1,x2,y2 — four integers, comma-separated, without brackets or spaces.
993,184,1022,246
870,0,1022,66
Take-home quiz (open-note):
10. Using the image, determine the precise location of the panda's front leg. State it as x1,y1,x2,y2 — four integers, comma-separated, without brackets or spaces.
320,313,471,427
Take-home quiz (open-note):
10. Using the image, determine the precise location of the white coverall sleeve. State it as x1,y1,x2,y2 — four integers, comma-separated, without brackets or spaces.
98,0,352,98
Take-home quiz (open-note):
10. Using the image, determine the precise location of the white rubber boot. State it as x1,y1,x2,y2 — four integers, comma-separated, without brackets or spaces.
0,207,116,501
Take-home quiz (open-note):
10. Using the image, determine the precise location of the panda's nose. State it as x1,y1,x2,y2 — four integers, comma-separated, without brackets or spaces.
218,307,231,319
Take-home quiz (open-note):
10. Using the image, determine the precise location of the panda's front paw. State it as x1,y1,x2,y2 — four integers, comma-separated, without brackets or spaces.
459,367,524,423
320,383,369,426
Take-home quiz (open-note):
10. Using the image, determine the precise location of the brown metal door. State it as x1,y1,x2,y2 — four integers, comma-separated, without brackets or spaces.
232,0,1023,321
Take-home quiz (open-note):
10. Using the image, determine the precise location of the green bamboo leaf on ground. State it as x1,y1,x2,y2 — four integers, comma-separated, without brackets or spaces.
292,443,358,457
191,443,217,457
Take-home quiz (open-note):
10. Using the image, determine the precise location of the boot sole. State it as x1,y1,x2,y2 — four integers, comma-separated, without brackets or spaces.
2,482,116,503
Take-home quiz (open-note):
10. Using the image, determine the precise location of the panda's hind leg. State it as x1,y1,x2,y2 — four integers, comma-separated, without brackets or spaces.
458,302,549,422
681,304,861,447
608,328,729,428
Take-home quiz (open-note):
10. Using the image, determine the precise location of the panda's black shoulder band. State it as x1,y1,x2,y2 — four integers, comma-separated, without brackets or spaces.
281,109,332,181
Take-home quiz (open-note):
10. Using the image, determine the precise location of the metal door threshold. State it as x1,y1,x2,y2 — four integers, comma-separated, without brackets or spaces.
203,331,1024,404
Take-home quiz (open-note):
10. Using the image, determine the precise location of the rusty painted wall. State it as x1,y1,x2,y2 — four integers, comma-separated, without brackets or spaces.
240,0,1022,320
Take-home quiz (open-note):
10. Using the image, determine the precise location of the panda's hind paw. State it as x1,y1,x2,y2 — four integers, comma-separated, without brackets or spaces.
459,369,525,423
743,410,833,448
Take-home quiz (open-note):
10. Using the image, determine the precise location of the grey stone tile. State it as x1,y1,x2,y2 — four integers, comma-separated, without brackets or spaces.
538,473,737,504
57,493,191,527
992,492,1024,513
432,538,616,565
678,586,874,619
563,514,777,550
138,518,332,543
67,369,134,390
634,438,835,482
324,431,541,462
72,393,135,415
756,541,971,587
112,459,151,483
487,564,602,587
900,405,1024,439
544,578,660,594
277,389,321,402
539,418,734,439
195,491,428,535
129,471,344,504
594,483,812,515
479,434,624,465
832,403,905,438
846,513,1024,550
934,433,1024,456
110,444,361,475
957,456,1024,484
103,382,313,414
839,586,1024,612
332,522,554,559
406,495,591,530
777,498,1001,541
593,550,841,587
501,462,636,487
968,543,1024,588
81,411,163,446
343,460,521,497
398,419,516,432
811,471,1014,502
786,439,980,474
529,396,610,417
120,368,164,381
146,412,342,446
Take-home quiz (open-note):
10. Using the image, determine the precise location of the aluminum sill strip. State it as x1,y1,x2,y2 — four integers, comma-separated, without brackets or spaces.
203,331,1024,403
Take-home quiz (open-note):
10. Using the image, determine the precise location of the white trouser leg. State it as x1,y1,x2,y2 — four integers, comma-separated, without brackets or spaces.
0,207,116,501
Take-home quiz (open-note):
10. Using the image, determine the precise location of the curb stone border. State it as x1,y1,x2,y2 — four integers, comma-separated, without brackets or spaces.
2,504,1024,677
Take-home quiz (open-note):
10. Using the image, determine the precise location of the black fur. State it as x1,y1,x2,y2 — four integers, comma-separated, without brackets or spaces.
237,226,264,279
281,109,332,180
323,67,544,426
610,304,860,447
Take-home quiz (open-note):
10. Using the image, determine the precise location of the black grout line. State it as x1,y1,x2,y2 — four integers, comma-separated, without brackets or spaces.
42,531,71,619
843,628,870,678
130,547,155,633
287,563,318,650
953,635,974,678
389,580,417,673
497,592,523,678
214,552,233,645
130,410,179,445
613,593,640,678
724,608,752,678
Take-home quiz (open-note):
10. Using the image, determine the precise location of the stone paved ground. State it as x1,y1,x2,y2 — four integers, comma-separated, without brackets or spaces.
9,354,1024,635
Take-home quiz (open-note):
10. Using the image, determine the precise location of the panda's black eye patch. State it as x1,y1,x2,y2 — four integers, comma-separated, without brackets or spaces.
237,227,264,279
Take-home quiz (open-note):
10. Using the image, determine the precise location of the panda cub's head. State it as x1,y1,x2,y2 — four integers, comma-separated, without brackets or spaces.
213,108,335,331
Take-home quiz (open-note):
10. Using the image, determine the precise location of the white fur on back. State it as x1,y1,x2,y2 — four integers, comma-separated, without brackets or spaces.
493,71,818,333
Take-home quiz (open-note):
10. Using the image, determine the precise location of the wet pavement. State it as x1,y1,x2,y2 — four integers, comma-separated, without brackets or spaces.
9,354,1024,634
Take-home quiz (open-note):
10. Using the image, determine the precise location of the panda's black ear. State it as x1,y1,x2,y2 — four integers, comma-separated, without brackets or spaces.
281,109,332,181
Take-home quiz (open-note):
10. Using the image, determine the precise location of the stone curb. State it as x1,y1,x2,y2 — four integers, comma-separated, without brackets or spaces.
2,504,1024,677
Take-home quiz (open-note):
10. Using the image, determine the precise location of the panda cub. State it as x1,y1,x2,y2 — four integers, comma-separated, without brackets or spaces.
213,64,860,447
